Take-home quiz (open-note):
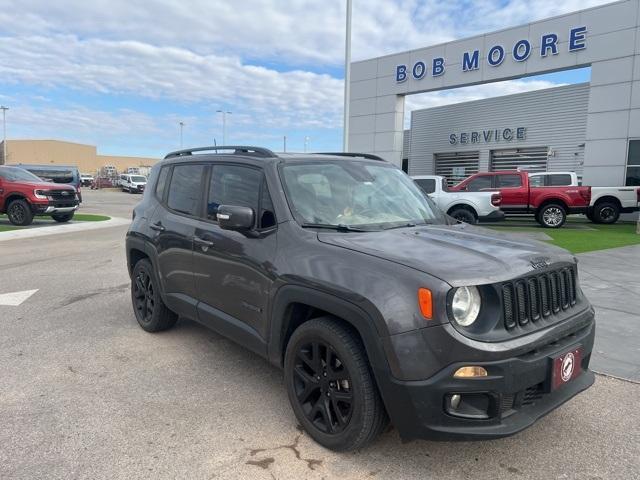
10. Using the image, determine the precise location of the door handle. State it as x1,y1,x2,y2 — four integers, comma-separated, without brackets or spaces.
194,236,215,249
150,222,165,232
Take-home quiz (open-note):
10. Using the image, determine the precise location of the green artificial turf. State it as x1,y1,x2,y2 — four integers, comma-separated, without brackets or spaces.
71,213,111,222
489,222,640,254
0,225,21,232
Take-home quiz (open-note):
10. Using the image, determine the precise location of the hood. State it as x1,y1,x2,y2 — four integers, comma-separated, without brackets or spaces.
19,181,76,191
317,223,574,286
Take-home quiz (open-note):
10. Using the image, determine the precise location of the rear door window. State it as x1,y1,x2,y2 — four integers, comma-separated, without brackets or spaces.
548,174,572,186
167,164,205,216
529,175,545,187
466,176,493,191
496,174,522,188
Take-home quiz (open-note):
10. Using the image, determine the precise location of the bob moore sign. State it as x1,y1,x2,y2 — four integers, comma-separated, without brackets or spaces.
396,27,586,82
449,127,526,145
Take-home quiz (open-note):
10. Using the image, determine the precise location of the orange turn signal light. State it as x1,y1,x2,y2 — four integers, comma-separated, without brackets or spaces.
453,366,488,378
418,288,433,320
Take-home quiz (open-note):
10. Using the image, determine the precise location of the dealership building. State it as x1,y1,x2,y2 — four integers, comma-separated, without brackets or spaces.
348,0,640,187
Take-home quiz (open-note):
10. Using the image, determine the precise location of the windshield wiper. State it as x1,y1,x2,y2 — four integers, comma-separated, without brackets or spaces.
381,221,433,230
300,223,372,232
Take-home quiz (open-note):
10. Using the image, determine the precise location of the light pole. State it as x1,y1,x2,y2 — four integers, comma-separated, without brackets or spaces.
283,135,287,153
179,121,185,148
0,106,8,165
343,0,352,152
304,136,310,153
216,110,232,145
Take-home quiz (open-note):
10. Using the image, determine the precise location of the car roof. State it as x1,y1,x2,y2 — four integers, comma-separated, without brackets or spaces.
159,146,389,167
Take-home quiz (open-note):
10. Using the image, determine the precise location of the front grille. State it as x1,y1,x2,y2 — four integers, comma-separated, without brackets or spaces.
502,266,578,330
46,190,76,200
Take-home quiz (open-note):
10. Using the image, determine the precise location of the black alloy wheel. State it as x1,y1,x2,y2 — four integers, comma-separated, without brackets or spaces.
292,339,354,434
133,268,155,324
7,199,34,226
284,317,388,451
130,259,178,332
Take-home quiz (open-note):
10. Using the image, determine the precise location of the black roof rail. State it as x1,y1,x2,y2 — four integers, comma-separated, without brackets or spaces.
314,152,386,161
164,146,277,159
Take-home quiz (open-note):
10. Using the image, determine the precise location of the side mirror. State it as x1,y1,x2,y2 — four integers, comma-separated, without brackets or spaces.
217,205,255,231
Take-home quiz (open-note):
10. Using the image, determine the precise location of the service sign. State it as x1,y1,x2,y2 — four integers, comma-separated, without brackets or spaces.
396,27,587,83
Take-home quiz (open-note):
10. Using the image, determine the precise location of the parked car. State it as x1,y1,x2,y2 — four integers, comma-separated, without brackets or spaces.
412,175,504,224
119,174,147,193
13,164,82,203
449,171,591,228
80,173,94,187
0,166,79,225
126,146,595,451
528,171,640,224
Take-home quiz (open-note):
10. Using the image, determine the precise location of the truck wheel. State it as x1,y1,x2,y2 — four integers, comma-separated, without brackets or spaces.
51,212,74,223
538,204,566,228
284,317,388,451
593,202,620,224
449,207,477,224
131,258,178,332
6,199,34,226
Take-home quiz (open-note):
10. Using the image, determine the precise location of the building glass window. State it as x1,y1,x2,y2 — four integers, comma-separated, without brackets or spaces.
627,140,640,186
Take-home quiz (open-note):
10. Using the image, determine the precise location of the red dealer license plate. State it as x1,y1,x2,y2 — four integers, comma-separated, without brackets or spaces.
551,347,583,390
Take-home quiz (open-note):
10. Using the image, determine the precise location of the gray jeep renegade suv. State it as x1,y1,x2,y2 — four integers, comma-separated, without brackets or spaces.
126,146,595,451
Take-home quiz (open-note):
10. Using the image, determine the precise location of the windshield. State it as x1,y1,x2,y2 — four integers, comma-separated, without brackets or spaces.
131,176,146,182
281,162,446,229
0,166,45,182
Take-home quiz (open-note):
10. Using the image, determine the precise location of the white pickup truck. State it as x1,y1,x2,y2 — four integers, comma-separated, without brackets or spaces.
412,175,504,224
528,172,640,224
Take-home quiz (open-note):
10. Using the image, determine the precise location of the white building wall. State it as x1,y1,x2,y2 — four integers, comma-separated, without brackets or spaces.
407,83,589,176
348,0,640,186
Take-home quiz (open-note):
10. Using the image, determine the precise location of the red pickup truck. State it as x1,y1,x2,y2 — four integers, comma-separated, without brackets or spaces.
0,166,79,226
449,171,591,228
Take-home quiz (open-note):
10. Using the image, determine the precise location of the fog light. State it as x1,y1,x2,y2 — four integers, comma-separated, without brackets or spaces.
453,366,488,378
445,393,491,419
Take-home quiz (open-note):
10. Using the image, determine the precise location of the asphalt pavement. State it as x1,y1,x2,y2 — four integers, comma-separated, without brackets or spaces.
1,190,638,479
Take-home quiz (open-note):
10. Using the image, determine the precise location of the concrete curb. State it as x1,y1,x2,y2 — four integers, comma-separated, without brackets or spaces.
0,217,131,242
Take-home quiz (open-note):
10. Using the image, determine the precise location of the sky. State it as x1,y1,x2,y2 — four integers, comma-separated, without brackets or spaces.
0,0,608,158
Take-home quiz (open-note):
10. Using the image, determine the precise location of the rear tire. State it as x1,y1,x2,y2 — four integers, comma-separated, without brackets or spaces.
592,202,620,224
537,204,566,228
284,317,388,451
449,207,477,225
6,199,34,226
131,258,178,332
52,212,74,223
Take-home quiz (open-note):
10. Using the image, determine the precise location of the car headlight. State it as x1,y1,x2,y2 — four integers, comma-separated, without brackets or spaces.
451,286,481,327
34,189,48,199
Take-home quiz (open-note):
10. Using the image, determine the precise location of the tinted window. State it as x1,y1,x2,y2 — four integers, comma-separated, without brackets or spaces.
415,178,436,194
548,174,572,186
167,164,205,216
259,178,277,229
466,176,493,191
626,140,640,186
497,174,522,188
207,165,261,221
529,175,545,187
155,166,169,200
0,166,43,182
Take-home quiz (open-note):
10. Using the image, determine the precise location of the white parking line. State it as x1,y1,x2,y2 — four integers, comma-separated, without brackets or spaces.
0,217,131,242
0,289,39,306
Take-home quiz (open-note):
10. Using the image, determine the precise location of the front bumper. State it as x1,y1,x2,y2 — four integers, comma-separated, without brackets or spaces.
376,311,595,441
33,201,80,215
478,210,505,223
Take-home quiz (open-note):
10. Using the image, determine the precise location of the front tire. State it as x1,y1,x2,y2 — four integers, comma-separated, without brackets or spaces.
537,204,566,228
284,317,388,451
449,207,477,224
131,259,178,332
592,202,620,224
52,212,74,223
6,199,34,226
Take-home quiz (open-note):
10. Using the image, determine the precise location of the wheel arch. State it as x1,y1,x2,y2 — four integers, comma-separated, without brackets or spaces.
268,285,390,374
446,203,478,218
592,195,622,208
537,197,569,212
